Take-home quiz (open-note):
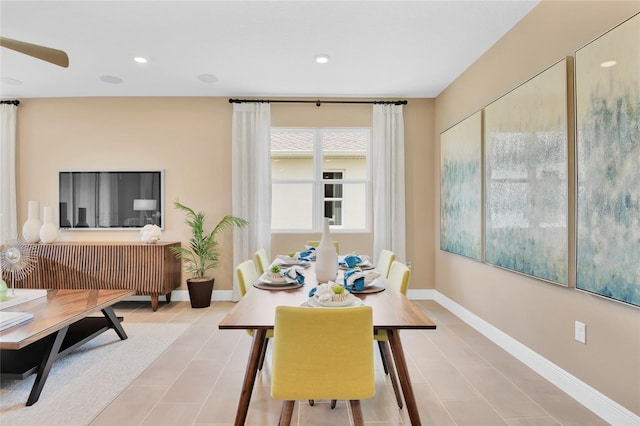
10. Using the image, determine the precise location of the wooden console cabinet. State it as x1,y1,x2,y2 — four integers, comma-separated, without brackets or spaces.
13,242,181,311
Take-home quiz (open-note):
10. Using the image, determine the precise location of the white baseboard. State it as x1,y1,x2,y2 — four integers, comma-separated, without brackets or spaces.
432,291,639,426
406,288,436,300
129,288,435,303
126,290,233,303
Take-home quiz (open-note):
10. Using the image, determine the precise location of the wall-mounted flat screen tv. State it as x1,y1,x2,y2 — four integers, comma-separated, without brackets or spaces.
58,170,165,230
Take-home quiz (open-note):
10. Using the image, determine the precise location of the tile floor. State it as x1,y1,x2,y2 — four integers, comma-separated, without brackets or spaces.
89,300,607,425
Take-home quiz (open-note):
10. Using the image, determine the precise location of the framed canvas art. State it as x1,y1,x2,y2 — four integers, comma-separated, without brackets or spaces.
484,58,569,285
440,111,482,260
575,14,640,307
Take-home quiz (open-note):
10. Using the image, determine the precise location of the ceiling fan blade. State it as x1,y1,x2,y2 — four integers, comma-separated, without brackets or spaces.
0,36,69,68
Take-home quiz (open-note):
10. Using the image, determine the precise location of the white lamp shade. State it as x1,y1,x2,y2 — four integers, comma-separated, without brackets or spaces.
133,199,157,211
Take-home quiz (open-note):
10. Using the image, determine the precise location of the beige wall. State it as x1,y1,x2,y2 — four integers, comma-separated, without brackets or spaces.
15,97,237,286
435,1,640,415
14,97,435,293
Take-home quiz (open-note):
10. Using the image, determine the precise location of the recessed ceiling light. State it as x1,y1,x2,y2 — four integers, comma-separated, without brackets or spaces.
600,60,617,68
99,75,123,84
1,77,23,86
133,56,148,64
197,74,219,83
314,54,330,64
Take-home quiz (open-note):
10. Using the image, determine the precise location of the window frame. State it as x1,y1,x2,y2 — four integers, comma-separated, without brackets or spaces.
271,127,371,234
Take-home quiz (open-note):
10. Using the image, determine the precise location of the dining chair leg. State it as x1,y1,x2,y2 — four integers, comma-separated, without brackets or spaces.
349,400,364,426
279,401,295,426
258,338,269,371
381,340,403,408
330,399,337,409
377,340,390,375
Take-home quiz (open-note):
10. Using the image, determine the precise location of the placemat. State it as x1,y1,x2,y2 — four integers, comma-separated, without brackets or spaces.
253,282,303,291
351,285,385,294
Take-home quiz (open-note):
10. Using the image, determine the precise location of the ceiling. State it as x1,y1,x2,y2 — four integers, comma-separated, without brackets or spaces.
0,1,539,100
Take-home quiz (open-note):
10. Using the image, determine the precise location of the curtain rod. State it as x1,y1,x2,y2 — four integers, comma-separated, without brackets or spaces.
0,100,20,106
229,98,407,106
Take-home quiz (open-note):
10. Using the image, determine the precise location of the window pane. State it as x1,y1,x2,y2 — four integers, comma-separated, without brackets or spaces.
322,130,368,179
271,129,314,179
336,183,367,229
271,128,371,232
323,172,343,198
324,200,342,226
272,183,313,230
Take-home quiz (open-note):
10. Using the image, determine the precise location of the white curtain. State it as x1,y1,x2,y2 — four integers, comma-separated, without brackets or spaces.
372,104,406,263
232,103,272,300
0,103,19,243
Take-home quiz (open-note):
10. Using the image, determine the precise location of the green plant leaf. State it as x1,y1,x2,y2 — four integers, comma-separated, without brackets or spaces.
171,200,248,278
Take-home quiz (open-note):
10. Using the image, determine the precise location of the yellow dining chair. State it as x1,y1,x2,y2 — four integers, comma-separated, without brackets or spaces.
375,249,396,278
306,240,340,254
236,259,274,370
374,260,411,408
255,248,270,275
271,306,375,425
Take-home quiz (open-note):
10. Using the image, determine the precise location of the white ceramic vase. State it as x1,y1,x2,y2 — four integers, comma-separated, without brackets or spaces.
39,206,58,244
315,218,337,283
22,200,42,243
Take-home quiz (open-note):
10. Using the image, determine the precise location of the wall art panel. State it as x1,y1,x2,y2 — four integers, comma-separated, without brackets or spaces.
440,111,482,260
575,14,640,307
485,58,569,285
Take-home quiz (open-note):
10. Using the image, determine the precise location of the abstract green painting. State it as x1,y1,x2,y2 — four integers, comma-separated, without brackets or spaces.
440,111,482,260
575,14,640,307
484,58,569,285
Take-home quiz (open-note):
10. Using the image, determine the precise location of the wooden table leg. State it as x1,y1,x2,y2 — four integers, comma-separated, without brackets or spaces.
387,329,421,426
381,340,403,408
26,326,68,406
151,294,159,311
234,329,267,426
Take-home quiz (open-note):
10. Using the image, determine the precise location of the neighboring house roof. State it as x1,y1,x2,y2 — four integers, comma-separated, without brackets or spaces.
271,129,368,157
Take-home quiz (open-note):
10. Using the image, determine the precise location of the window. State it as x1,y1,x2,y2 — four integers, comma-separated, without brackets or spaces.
323,171,343,225
271,128,370,232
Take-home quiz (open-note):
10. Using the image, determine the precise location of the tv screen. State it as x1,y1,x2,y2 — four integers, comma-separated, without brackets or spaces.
58,170,165,230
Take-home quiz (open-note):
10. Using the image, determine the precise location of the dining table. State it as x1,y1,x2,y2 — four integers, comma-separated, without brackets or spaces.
218,259,437,425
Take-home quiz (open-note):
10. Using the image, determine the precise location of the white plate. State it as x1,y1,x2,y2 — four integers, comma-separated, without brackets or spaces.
275,255,305,266
307,295,363,308
311,293,363,307
259,272,296,286
338,263,375,271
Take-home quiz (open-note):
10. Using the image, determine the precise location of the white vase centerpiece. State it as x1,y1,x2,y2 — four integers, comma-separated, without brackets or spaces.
39,206,59,244
22,200,42,243
314,218,337,283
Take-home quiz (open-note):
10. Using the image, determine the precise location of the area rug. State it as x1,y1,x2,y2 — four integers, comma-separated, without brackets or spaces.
0,322,189,426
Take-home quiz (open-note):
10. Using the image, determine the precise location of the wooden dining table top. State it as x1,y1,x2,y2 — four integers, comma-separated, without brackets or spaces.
218,265,436,331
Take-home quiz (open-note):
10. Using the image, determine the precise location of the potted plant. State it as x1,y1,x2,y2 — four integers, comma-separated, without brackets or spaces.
171,200,248,308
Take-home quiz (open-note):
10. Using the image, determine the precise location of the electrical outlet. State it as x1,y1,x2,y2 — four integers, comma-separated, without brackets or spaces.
575,321,586,344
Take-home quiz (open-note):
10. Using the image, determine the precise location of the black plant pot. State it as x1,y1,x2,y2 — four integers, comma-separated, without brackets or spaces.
187,277,214,308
